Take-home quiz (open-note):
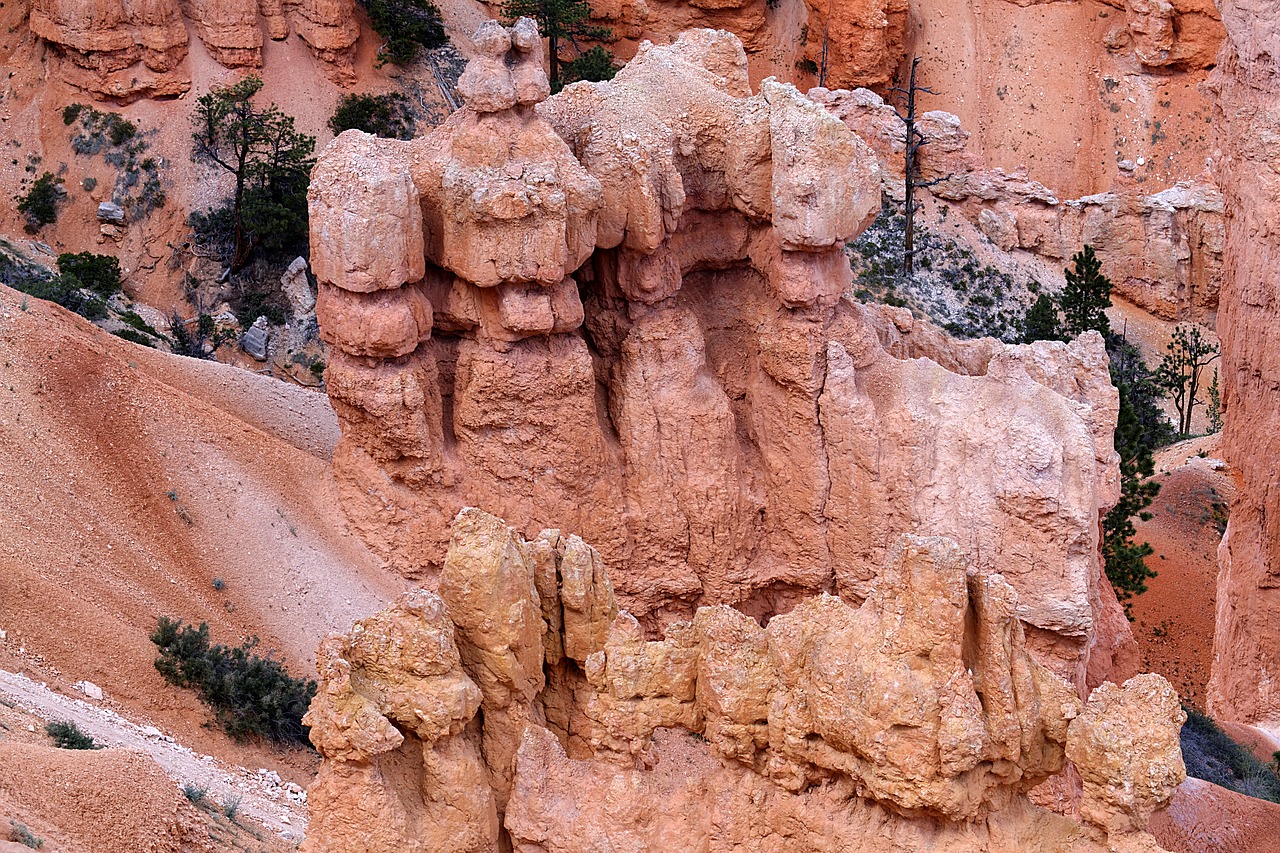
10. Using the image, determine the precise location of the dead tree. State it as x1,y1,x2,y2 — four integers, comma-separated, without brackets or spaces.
890,57,951,278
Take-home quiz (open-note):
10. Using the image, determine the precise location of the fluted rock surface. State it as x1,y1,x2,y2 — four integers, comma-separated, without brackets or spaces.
309,23,1133,693
29,0,359,99
1204,0,1280,728
302,509,1184,853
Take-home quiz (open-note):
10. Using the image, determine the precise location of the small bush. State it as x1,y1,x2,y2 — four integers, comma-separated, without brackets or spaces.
234,284,289,329
222,794,242,820
46,720,98,750
329,93,415,140
7,821,43,849
107,115,137,146
182,783,208,806
16,173,65,230
62,103,85,125
57,252,122,296
113,328,156,347
1181,705,1280,803
151,617,317,747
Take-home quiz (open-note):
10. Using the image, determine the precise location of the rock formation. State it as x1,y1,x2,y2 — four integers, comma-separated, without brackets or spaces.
309,23,1135,693
1204,0,1280,729
302,508,1186,852
29,0,360,99
814,86,1224,324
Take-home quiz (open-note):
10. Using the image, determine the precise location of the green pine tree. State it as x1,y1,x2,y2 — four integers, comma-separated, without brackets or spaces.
502,0,614,90
191,77,316,270
1019,292,1063,343
1060,245,1113,339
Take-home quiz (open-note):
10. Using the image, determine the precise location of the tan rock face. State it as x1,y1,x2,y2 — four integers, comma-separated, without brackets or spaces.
303,509,1183,853
29,0,359,99
814,87,1224,324
1204,0,1280,729
310,23,1132,693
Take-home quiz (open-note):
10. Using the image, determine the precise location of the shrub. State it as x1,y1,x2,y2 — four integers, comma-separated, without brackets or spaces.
16,173,65,230
113,328,156,347
222,794,242,820
234,282,289,329
1182,706,1280,803
360,0,448,64
57,252,122,296
151,617,317,747
182,783,208,806
329,92,415,140
7,821,43,849
62,103,85,126
46,720,98,750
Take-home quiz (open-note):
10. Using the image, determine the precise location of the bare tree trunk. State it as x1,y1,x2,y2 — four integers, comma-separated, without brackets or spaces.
902,57,921,279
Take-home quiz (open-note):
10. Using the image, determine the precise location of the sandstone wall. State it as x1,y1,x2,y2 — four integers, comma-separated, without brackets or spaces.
1205,1,1280,729
301,508,1186,852
816,87,1224,323
28,0,360,99
308,24,1135,693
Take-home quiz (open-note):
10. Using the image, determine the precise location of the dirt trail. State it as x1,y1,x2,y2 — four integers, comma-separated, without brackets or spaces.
0,669,307,841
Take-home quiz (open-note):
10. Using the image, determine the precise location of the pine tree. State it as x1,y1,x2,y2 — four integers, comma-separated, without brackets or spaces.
1060,245,1113,339
1155,323,1220,436
1206,368,1223,434
502,0,614,90
191,77,316,270
360,0,447,65
1020,292,1063,343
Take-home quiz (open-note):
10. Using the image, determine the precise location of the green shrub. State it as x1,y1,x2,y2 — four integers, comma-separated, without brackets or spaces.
1182,706,1280,803
329,92,415,140
106,115,137,146
16,173,65,230
360,0,448,64
7,821,43,849
234,283,289,329
113,328,156,347
57,252,122,295
182,783,208,806
62,103,85,126
151,617,317,747
45,720,99,750
222,794,241,820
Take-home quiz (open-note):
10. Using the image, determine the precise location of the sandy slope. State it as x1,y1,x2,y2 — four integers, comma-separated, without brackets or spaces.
0,283,408,779
1129,435,1233,709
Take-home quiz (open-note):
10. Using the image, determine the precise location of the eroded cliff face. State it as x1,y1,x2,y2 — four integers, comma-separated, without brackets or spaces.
1205,1,1280,729
308,24,1134,692
28,0,360,99
816,87,1224,323
302,508,1186,852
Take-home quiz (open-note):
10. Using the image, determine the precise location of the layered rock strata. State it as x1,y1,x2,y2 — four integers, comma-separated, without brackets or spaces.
1204,0,1280,729
815,87,1224,324
29,0,360,99
302,508,1186,852
309,24,1132,692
